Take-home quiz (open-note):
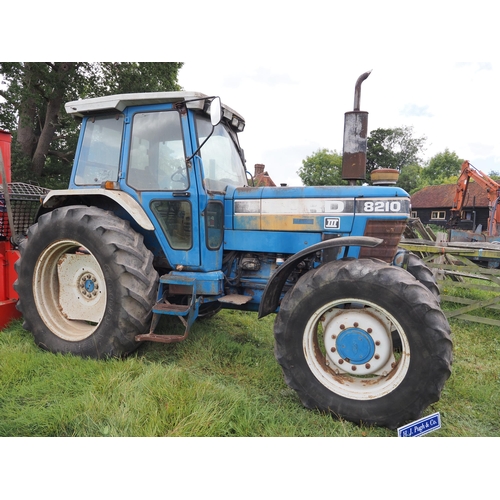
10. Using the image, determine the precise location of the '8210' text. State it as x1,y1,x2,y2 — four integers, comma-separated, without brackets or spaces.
362,200,404,213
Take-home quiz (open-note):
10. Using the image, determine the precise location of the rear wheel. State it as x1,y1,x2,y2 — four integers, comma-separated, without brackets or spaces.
14,206,159,358
406,252,440,300
274,259,452,429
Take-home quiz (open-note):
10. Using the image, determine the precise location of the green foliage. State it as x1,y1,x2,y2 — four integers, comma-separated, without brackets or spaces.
397,163,424,194
1,299,498,436
0,62,183,188
98,62,183,94
366,126,427,175
422,148,463,185
297,148,347,186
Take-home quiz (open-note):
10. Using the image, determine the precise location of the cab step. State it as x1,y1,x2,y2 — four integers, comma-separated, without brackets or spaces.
135,275,199,344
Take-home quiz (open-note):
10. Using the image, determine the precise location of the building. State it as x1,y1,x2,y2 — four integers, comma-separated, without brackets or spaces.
410,182,490,229
253,164,276,187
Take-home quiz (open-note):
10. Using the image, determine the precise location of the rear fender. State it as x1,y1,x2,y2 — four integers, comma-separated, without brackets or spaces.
258,236,382,318
38,189,155,231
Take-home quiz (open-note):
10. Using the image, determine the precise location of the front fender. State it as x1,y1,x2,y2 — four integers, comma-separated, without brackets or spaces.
258,236,382,318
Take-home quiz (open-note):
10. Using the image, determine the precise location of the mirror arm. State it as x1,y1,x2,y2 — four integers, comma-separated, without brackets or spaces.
185,96,221,163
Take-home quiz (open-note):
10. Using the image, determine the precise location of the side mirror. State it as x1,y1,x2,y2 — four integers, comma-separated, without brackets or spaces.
210,97,222,126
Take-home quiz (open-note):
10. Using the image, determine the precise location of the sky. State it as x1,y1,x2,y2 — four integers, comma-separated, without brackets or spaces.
179,61,500,187
4,1,499,191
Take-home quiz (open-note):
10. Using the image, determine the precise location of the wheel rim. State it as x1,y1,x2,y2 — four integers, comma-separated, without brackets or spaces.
303,298,410,400
33,239,107,341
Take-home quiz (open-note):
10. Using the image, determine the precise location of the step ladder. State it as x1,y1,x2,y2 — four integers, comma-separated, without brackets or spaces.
135,274,200,344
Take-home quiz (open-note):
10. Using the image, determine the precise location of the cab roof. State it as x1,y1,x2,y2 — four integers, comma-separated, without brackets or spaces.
65,91,245,130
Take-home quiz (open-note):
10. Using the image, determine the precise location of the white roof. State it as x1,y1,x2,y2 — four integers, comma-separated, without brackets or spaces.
65,91,245,126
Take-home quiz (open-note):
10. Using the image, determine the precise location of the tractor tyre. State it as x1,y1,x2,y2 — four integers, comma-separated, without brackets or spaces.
14,206,159,358
406,252,440,301
273,259,452,429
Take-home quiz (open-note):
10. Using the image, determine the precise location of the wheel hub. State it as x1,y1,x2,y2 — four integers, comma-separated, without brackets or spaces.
336,328,375,365
80,273,99,298
57,253,106,324
323,308,395,376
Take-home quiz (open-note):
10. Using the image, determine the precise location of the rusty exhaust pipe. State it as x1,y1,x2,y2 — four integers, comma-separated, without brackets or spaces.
342,70,372,184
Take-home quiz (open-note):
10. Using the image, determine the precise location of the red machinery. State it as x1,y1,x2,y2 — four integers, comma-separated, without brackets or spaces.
0,131,49,329
450,160,500,237
0,130,21,328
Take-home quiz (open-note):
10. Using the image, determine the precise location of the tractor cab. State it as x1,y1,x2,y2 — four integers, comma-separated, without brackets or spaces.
63,92,247,272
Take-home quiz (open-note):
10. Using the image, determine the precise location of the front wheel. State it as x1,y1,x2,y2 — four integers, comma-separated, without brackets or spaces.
274,259,452,429
14,206,159,358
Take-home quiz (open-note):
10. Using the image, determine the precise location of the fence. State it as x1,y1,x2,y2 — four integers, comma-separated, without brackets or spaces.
401,218,500,326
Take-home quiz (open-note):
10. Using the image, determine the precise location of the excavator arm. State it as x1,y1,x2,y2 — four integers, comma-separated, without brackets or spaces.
450,160,500,236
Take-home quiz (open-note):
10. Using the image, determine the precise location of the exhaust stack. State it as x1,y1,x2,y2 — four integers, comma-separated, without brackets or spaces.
342,70,371,184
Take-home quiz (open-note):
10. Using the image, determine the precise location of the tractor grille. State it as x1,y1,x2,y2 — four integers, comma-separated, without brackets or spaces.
359,219,407,262
0,183,50,241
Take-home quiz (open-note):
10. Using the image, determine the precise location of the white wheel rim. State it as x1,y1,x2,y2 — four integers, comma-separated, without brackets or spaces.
33,239,107,341
303,298,410,400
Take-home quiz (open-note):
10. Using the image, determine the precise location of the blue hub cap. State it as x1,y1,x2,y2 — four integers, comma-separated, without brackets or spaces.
85,279,95,293
336,328,375,365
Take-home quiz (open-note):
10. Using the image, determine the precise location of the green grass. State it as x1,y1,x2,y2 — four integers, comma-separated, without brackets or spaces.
1,289,499,437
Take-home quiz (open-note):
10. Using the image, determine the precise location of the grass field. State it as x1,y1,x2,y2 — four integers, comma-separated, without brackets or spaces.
1,283,498,438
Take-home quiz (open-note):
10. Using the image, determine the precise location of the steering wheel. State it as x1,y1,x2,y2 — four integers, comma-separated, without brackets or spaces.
171,167,188,184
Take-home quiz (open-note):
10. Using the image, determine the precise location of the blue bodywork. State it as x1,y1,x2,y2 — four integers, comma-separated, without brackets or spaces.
60,94,411,336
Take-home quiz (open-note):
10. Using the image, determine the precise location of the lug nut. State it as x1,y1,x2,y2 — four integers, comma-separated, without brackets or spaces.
338,359,344,364
330,347,336,352
365,363,371,369
353,322,359,327
367,328,372,333
351,366,357,371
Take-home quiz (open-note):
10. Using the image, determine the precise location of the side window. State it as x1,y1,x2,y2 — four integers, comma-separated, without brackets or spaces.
128,111,187,191
205,201,224,250
75,115,123,185
151,200,192,250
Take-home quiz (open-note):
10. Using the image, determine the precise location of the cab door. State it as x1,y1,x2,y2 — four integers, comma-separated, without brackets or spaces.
121,103,201,268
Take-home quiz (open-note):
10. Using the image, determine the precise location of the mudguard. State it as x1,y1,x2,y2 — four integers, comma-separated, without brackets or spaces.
39,188,155,230
258,236,382,318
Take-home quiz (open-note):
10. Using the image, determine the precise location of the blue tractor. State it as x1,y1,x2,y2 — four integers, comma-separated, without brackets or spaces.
14,79,452,428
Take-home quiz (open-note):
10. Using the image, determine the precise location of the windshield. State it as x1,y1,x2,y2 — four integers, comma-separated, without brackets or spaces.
196,116,246,191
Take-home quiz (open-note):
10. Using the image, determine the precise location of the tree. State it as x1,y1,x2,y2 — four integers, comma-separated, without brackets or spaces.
297,149,347,186
366,126,426,177
397,163,424,194
421,149,463,185
0,62,183,187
